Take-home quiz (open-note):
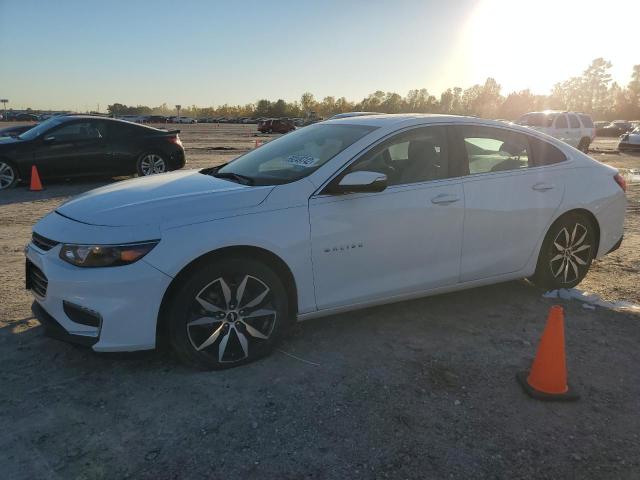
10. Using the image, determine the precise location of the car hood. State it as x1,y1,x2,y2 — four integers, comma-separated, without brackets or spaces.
56,169,274,227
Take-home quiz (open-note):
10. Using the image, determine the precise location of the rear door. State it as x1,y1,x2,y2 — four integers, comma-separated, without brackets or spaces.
567,113,582,147
553,114,572,145
451,125,566,282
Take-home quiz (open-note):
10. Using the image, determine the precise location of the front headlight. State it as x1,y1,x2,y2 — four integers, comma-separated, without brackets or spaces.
59,241,159,267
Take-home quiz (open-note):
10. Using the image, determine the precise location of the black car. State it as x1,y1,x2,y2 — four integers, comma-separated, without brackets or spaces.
0,123,39,138
0,115,185,190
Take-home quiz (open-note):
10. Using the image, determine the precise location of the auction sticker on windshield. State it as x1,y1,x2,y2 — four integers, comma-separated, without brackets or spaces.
286,154,319,167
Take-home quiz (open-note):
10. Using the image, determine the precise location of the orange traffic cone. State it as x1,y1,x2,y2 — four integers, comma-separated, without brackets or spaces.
517,305,579,401
254,139,261,148
29,165,44,191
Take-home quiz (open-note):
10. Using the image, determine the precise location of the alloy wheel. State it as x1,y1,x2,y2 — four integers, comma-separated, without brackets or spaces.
549,222,592,284
187,275,277,363
0,162,16,189
140,154,166,175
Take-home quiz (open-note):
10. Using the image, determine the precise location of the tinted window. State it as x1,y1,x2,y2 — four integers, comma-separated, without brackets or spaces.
578,114,594,128
555,115,568,128
458,126,529,174
218,123,377,185
17,116,65,140
49,121,106,141
348,126,449,185
528,136,567,166
517,113,555,127
568,114,580,128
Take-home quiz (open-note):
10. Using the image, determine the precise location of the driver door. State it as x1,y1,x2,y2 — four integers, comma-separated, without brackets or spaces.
33,120,110,177
309,126,465,310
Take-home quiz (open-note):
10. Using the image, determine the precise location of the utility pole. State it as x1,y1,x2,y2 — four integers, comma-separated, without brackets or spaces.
0,99,8,119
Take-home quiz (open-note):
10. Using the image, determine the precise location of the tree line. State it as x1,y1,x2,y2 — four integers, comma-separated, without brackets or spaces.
108,59,640,121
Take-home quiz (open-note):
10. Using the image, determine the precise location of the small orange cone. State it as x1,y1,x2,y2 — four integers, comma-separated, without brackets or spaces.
517,305,579,401
254,139,261,148
29,165,44,191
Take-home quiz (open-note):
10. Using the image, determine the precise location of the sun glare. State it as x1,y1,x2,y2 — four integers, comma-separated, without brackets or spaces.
460,0,636,94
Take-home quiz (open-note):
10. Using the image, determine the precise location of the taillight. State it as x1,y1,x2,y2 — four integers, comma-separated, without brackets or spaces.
614,173,627,192
168,135,182,147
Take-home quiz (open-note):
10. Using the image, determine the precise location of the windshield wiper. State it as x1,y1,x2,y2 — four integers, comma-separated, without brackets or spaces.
211,171,254,185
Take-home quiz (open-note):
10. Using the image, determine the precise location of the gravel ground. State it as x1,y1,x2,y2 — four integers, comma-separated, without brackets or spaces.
1,125,639,479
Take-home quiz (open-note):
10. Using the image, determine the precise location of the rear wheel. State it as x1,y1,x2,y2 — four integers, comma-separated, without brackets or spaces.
0,160,18,190
168,257,290,369
137,152,167,176
577,138,590,153
531,212,596,290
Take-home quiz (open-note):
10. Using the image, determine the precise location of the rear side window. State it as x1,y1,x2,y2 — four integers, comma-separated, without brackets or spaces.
457,126,529,174
555,115,568,129
517,113,555,127
578,114,594,128
527,136,567,166
568,114,580,128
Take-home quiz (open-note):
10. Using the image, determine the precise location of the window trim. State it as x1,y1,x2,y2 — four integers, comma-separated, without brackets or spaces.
313,122,572,198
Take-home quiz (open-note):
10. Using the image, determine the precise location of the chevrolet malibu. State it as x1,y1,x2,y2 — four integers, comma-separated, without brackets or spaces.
26,115,627,369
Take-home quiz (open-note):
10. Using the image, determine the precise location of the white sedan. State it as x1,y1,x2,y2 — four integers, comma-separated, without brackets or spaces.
26,115,626,369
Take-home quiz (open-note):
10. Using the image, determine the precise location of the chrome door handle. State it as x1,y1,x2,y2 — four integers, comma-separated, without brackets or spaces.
532,183,555,191
431,193,460,205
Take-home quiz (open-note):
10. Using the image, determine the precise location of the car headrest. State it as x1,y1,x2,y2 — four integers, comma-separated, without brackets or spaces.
408,140,437,162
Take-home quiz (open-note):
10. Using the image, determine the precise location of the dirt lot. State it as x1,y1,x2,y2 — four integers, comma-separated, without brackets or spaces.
1,124,639,479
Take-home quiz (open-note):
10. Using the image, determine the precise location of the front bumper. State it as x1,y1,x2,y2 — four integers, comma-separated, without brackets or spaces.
26,240,173,352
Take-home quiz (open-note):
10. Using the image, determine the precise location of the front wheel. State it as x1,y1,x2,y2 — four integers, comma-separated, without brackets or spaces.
531,212,596,290
168,257,290,369
137,152,167,176
0,160,18,190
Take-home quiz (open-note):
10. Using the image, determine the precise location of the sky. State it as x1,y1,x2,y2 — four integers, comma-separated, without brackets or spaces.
0,0,637,111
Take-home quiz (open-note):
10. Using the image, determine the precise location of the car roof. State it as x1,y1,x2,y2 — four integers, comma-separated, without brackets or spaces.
323,113,506,128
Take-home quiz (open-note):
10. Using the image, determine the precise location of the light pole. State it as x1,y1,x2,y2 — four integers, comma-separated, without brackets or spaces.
175,104,181,123
0,99,8,120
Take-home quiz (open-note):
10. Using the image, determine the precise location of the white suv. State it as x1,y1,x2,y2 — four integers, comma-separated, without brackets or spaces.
516,111,596,153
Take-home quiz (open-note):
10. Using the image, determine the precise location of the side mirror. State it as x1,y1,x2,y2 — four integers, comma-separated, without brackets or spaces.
327,171,388,194
43,136,55,143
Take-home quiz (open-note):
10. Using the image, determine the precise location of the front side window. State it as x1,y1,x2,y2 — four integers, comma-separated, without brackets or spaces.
216,123,377,185
347,126,450,186
459,126,529,174
568,114,580,128
49,121,105,141
555,115,568,129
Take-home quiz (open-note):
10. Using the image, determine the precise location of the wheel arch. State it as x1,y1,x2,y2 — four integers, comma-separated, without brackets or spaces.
545,207,601,256
156,245,298,347
0,156,24,181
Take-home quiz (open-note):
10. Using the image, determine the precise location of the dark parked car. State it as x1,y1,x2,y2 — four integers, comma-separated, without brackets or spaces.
257,118,296,134
14,113,41,122
597,120,633,137
0,115,185,190
0,123,39,138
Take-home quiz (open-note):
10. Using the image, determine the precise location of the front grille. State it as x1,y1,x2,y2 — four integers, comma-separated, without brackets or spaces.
29,263,48,298
32,232,59,252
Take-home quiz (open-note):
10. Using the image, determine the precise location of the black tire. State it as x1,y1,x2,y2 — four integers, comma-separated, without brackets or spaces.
577,138,590,153
136,152,168,176
168,256,290,369
0,159,19,190
531,212,596,290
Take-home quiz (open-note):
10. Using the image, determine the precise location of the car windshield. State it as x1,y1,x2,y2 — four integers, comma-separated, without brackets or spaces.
516,113,555,127
18,117,65,140
212,123,377,185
